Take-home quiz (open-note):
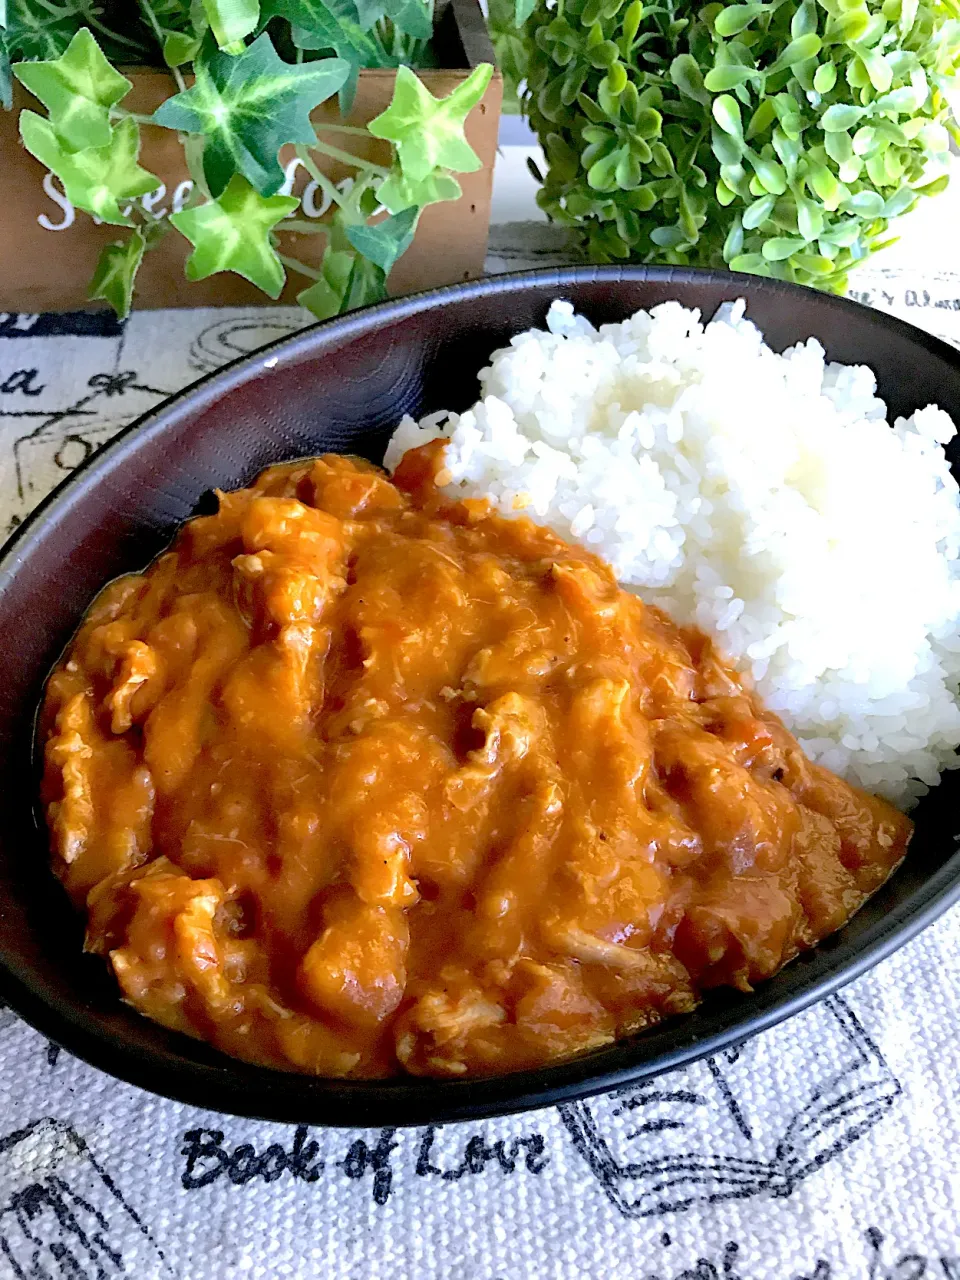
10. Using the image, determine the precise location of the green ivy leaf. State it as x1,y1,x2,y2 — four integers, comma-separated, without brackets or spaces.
164,31,203,66
298,247,355,320
203,0,260,48
381,0,432,40
515,0,536,22
89,228,146,319
170,173,297,296
339,253,387,312
259,0,382,113
353,0,387,23
261,0,369,48
153,33,348,197
189,0,212,37
345,204,418,273
378,166,461,213
368,62,493,183
3,0,79,60
0,31,12,112
19,112,160,226
13,28,131,152
298,244,387,319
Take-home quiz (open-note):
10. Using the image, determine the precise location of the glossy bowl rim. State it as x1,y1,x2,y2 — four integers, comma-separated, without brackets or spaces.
2,263,960,1127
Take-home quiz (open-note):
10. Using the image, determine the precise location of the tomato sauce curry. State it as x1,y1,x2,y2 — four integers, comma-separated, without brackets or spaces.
40,451,912,1078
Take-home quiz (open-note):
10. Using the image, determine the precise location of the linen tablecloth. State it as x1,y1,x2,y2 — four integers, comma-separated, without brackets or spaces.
1,245,959,1279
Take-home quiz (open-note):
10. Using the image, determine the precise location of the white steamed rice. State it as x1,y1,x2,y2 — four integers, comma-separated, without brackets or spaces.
384,298,960,809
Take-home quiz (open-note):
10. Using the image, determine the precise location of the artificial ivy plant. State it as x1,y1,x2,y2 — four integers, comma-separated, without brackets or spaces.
1,1,493,317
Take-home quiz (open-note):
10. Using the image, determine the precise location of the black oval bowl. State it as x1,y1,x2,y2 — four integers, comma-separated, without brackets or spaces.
2,266,960,1128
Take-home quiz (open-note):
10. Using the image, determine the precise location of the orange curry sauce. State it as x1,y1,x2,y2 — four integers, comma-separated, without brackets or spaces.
40,451,912,1078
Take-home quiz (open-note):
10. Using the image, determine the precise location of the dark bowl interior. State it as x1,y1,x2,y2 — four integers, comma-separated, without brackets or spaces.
3,266,960,1128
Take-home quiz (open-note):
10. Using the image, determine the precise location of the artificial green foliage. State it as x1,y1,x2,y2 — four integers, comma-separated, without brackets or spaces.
260,0,382,112
145,0,207,47
521,0,960,292
368,61,493,180
298,177,390,314
4,2,83,60
345,203,419,270
262,0,433,50
262,0,378,46
7,4,492,317
298,244,388,315
3,1,147,62
487,0,530,112
260,0,435,111
89,227,147,317
297,248,356,318
163,30,201,63
13,27,130,149
378,165,461,211
171,173,297,294
202,0,260,49
153,34,349,196
1,33,14,109
382,0,433,40
20,111,159,223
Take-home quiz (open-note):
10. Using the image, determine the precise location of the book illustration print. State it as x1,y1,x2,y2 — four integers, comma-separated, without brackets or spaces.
559,994,901,1218
0,1118,169,1279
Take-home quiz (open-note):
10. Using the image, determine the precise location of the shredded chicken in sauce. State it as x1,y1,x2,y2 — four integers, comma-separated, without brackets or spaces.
40,451,912,1078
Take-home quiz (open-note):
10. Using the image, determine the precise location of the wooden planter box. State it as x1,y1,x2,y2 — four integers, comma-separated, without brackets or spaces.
0,0,501,312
